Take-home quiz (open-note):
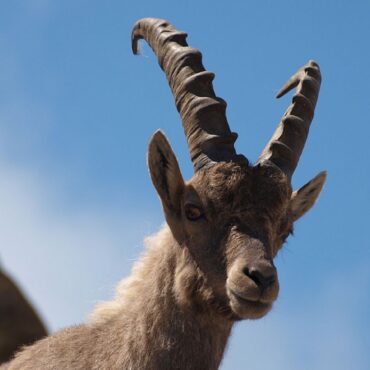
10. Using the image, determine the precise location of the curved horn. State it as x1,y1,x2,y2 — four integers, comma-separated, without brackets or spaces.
132,18,245,171
257,61,321,178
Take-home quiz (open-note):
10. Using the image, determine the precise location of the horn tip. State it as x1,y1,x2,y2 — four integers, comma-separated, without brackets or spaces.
131,29,141,55
276,74,299,98
308,59,319,68
276,60,320,99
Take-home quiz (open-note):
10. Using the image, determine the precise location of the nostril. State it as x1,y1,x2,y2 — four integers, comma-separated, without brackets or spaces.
243,267,276,289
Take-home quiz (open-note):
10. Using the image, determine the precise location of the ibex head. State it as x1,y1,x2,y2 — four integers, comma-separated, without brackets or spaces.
132,18,326,320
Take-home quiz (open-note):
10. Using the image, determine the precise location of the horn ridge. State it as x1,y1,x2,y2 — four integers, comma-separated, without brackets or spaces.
132,18,245,171
258,60,321,178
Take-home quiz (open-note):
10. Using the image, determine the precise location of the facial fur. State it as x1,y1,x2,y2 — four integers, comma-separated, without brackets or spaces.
167,161,294,320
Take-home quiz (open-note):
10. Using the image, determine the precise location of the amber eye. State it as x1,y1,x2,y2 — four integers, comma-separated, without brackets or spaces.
184,204,204,221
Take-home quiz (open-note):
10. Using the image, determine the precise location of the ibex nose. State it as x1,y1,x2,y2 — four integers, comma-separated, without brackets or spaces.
227,258,279,304
243,263,277,290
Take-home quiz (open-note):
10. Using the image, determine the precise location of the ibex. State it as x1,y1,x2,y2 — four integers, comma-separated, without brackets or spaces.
1,18,326,370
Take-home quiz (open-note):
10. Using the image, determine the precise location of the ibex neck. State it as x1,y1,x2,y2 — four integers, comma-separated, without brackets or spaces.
90,226,233,370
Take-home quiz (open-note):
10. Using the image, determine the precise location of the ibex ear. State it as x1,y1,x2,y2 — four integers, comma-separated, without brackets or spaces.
290,171,327,222
148,130,185,215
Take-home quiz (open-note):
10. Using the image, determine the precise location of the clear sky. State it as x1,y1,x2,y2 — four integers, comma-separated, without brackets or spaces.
0,1,369,369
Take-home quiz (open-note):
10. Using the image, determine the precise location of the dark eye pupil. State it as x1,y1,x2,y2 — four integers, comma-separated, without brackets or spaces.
185,205,202,221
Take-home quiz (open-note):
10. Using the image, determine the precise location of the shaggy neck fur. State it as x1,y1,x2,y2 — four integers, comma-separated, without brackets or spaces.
89,225,233,370
3,226,233,370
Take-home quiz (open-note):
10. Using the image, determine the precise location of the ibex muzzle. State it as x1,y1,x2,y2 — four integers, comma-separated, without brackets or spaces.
226,238,279,319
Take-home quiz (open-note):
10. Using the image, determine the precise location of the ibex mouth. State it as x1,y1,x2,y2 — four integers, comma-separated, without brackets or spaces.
227,288,273,320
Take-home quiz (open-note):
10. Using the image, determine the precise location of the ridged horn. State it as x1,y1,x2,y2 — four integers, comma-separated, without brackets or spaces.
257,60,321,178
132,18,245,171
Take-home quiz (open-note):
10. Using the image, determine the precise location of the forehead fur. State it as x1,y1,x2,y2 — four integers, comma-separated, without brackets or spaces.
190,162,292,216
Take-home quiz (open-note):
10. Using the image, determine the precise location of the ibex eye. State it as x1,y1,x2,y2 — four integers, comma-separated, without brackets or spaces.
184,204,204,221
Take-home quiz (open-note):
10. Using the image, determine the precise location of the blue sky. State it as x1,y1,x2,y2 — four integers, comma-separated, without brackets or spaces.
0,1,369,369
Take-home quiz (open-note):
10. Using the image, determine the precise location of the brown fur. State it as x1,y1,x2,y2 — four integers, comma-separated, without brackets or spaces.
2,157,325,369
